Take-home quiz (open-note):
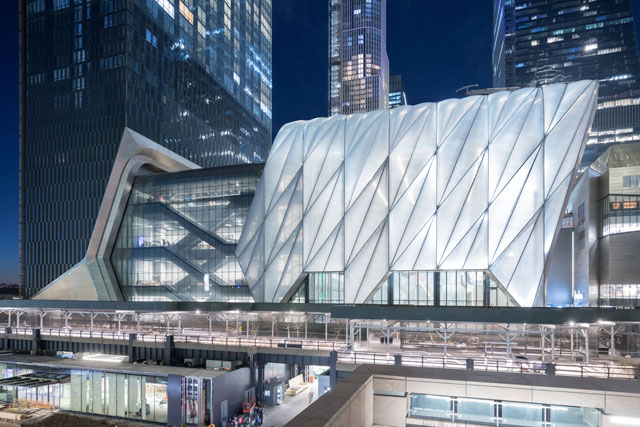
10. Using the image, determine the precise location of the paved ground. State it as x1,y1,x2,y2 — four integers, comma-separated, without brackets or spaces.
262,380,318,427
0,410,154,427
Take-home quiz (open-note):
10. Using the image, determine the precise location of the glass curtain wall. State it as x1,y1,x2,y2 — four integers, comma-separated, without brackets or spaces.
289,273,345,303
409,393,600,426
600,284,640,308
112,165,262,302
65,371,167,423
602,194,640,236
0,364,167,424
369,271,515,306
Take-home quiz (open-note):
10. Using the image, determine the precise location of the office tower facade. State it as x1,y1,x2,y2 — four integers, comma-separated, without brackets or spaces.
389,74,407,108
19,0,272,296
492,0,640,169
328,0,389,116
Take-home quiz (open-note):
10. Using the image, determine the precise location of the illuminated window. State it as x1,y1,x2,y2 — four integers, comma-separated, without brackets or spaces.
179,1,193,25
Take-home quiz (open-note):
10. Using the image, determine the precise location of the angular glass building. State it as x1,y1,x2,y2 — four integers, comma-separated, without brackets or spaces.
238,81,599,307
111,165,262,302
19,0,272,296
492,0,640,169
328,0,389,116
38,82,598,308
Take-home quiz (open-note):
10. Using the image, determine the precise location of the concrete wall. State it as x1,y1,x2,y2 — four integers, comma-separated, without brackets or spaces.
547,228,573,306
600,232,640,286
287,365,640,427
212,367,254,427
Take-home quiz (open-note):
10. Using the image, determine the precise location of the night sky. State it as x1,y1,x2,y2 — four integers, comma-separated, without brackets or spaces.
0,1,637,283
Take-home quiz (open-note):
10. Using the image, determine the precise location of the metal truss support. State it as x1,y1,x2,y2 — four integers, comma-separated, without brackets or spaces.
435,325,455,360
38,312,46,330
15,311,23,329
89,312,103,331
599,324,623,356
206,314,213,335
581,327,590,364
63,311,73,330
116,313,128,334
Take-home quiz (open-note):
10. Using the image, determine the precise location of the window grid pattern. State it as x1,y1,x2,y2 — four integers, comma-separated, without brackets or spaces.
601,194,640,236
20,0,272,296
111,166,262,302
369,271,514,307
599,284,640,308
493,0,640,169
409,393,600,426
328,0,388,116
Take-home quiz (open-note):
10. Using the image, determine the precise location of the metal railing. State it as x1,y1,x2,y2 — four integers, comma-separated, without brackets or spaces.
337,351,638,380
9,327,344,351
8,327,638,380
173,335,344,351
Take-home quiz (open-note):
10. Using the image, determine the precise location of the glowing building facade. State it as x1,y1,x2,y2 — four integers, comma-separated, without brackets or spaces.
238,81,599,307
37,83,598,307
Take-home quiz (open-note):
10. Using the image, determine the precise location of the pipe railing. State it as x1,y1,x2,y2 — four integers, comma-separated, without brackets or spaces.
337,351,638,380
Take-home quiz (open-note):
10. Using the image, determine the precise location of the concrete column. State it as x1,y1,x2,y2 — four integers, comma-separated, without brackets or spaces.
546,363,556,376
164,335,174,366
570,330,574,360
394,354,402,365
610,326,615,355
3,327,11,351
585,329,590,364
257,363,265,402
349,321,355,349
329,351,337,389
386,327,390,354
325,316,328,341
128,333,137,363
31,328,41,356
167,375,182,426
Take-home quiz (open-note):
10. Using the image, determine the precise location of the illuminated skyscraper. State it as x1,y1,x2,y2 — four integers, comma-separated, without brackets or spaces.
389,74,407,108
19,0,272,296
493,0,640,169
328,0,389,116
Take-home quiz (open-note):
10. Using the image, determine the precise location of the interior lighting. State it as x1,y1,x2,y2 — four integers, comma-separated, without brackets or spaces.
609,416,640,425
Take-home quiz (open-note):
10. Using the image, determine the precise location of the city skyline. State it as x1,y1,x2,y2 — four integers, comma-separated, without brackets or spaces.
15,1,640,283
494,0,640,169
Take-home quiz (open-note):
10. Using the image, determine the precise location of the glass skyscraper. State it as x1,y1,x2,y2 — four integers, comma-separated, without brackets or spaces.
328,0,389,116
19,0,272,296
389,74,406,109
493,0,640,169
